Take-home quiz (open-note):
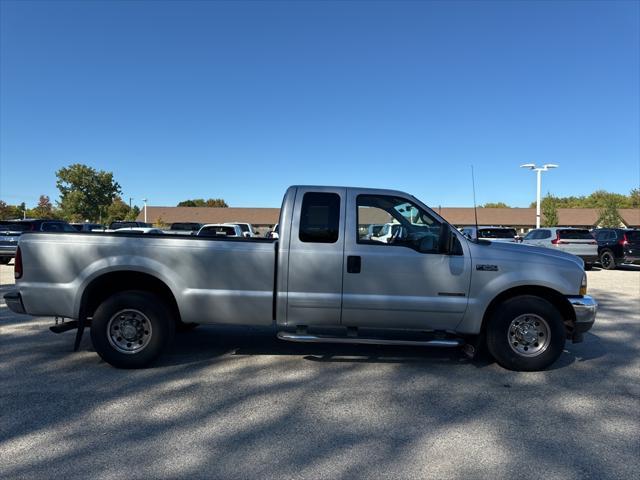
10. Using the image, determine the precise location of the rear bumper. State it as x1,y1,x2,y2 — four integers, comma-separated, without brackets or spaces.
579,255,598,264
568,295,597,342
3,290,26,314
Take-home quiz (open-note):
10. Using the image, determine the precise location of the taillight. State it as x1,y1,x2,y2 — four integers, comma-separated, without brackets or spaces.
619,234,629,246
14,246,22,279
551,232,567,245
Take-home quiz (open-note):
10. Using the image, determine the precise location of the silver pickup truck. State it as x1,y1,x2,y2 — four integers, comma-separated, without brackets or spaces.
4,185,597,371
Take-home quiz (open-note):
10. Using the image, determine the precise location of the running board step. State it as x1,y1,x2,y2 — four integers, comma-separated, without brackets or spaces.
50,320,80,334
277,331,463,348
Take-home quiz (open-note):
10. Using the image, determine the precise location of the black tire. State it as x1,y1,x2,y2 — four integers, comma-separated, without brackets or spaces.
0,257,10,265
600,250,616,270
584,263,593,271
90,291,175,368
486,295,566,371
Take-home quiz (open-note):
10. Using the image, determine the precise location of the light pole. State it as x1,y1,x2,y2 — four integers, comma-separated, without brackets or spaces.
143,198,148,223
520,163,559,229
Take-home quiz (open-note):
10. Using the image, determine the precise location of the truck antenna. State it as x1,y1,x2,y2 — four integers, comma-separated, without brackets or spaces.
471,165,479,231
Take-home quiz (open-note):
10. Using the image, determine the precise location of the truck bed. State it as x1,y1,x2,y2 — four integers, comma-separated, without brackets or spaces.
17,232,278,325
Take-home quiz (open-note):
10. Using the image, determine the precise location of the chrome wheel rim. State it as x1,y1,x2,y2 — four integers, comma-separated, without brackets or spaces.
507,314,551,357
107,309,153,354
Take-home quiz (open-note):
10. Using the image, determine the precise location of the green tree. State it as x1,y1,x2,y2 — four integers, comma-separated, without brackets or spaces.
630,188,640,208
30,195,57,219
597,198,624,228
126,205,141,221
541,194,559,227
0,201,20,220
205,198,228,207
105,197,132,225
56,164,121,222
482,202,510,208
154,216,168,229
177,198,228,207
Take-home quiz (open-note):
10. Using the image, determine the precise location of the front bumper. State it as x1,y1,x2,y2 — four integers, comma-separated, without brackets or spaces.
568,295,597,342
3,291,26,314
0,244,17,257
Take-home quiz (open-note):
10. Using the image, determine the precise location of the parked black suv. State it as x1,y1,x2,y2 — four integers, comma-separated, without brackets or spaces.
592,228,640,270
0,219,76,264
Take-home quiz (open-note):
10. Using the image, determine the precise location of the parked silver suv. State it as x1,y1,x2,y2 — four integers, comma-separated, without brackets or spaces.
522,227,598,269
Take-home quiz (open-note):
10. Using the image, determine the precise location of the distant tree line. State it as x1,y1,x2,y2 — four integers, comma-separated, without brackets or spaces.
481,189,639,209
177,198,228,207
0,163,228,225
479,189,639,228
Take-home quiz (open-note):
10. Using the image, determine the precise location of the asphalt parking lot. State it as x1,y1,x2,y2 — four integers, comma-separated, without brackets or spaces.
1,264,639,480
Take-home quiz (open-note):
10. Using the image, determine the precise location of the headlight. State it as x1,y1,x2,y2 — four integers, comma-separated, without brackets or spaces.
580,273,587,296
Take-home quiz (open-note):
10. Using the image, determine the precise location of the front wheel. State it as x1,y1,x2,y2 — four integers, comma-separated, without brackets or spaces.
90,291,175,368
486,295,566,371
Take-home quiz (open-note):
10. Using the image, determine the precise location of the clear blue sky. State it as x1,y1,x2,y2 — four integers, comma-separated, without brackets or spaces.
1,0,638,209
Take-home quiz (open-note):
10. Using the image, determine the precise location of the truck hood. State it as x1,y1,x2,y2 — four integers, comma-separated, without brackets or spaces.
477,240,584,267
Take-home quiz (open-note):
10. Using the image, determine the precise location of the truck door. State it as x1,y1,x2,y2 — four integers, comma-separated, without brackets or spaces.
341,189,471,330
286,187,346,326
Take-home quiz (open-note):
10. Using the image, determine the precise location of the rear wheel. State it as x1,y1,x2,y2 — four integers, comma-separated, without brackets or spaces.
600,250,616,270
0,257,11,265
90,291,175,368
486,295,566,371
584,263,593,271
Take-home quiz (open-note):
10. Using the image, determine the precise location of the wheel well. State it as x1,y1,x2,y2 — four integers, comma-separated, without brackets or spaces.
481,286,576,333
80,271,181,324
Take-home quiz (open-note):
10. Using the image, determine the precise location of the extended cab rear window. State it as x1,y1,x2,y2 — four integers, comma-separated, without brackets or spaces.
299,192,340,243
558,229,593,240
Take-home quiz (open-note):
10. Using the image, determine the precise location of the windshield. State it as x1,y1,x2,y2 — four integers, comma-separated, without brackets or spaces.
479,228,517,239
199,226,237,236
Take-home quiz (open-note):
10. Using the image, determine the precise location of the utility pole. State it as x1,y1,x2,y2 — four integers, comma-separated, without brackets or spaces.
520,163,559,228
143,198,148,223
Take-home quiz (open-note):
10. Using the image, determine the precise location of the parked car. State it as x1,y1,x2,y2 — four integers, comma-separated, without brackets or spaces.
364,224,385,239
522,227,598,269
268,223,279,239
197,224,243,237
461,226,519,243
370,222,402,243
70,223,104,232
109,221,152,230
592,228,640,270
164,222,203,235
224,222,257,238
114,227,165,234
0,219,76,264
4,185,596,372
0,222,26,264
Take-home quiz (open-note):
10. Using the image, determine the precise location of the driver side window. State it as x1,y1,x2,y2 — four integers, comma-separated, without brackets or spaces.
356,194,443,253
